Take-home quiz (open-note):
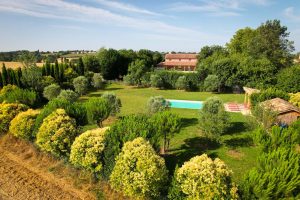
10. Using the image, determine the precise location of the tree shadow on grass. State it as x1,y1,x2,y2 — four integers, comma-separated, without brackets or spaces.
164,137,220,174
223,136,253,148
104,87,124,91
180,118,198,128
225,122,248,135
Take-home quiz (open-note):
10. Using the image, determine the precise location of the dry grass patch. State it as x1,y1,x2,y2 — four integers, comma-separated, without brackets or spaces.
227,149,245,160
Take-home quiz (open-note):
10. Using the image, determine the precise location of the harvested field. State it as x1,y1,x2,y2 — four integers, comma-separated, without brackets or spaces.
0,134,127,200
0,61,44,70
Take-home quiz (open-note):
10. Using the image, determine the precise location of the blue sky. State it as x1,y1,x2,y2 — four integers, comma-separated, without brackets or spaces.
0,0,300,52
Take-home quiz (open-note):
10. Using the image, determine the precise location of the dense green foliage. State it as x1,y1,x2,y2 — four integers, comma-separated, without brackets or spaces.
36,109,78,157
203,75,220,92
147,96,169,114
43,83,61,101
199,97,230,140
9,109,39,140
21,65,43,91
70,127,108,173
110,137,168,199
101,92,121,116
173,154,238,200
0,103,28,134
85,97,111,127
0,85,37,106
276,65,300,93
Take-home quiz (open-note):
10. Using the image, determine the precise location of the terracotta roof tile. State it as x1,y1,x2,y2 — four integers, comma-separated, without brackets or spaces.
260,98,300,114
165,54,197,59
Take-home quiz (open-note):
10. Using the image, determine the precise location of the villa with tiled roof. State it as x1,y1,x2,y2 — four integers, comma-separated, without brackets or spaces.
157,53,198,72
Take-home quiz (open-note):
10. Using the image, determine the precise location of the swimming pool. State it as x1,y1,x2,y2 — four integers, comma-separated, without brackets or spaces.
167,99,203,109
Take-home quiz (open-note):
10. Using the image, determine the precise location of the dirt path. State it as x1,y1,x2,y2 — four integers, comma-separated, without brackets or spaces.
0,148,94,200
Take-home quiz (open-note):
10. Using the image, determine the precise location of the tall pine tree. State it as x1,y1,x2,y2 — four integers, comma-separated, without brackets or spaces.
77,57,85,75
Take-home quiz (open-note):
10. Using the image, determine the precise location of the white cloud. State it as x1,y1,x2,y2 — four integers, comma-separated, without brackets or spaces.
166,0,273,16
284,7,300,21
0,0,196,35
94,0,161,16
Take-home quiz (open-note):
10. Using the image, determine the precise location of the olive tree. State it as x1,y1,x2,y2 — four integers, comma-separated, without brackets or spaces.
73,76,89,95
57,89,79,103
199,97,230,140
101,92,121,116
147,96,169,114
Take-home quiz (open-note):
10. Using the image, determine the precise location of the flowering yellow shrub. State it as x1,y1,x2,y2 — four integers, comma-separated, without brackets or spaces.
70,127,109,172
289,92,300,108
36,109,77,157
9,109,40,140
0,103,28,134
110,137,168,199
176,154,238,200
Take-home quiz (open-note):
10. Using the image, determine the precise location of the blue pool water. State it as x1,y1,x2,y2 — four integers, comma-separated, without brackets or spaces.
167,99,203,109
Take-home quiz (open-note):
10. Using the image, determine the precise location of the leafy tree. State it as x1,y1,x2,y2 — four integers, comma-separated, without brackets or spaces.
203,75,220,92
43,84,61,101
199,97,230,140
21,65,43,91
0,103,28,134
64,67,78,83
92,73,104,89
73,76,89,95
57,89,79,103
70,127,108,173
241,148,300,199
110,137,168,199
18,51,37,68
9,109,39,141
101,92,121,116
41,76,56,89
175,76,187,90
82,54,100,73
118,49,137,76
127,59,148,86
97,48,121,80
277,65,300,93
36,109,78,157
85,97,111,127
174,154,238,200
151,111,180,153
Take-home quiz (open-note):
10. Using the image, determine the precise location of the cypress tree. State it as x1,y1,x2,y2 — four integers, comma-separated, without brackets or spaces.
45,61,51,76
59,64,65,82
15,70,21,87
54,60,59,80
41,64,46,76
2,63,8,86
50,64,54,77
0,72,3,88
78,57,85,75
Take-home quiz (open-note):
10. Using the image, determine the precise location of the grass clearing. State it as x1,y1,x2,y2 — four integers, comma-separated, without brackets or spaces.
82,83,259,183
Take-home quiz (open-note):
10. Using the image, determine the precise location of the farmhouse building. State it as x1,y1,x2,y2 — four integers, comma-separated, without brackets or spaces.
157,53,198,72
260,98,300,125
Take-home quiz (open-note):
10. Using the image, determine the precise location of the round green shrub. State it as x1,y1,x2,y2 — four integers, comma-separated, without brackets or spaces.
70,127,109,172
101,92,121,116
9,109,40,140
110,137,168,199
0,103,29,134
175,154,238,200
73,76,89,95
43,83,61,101
36,109,78,157
57,89,79,102
147,96,169,114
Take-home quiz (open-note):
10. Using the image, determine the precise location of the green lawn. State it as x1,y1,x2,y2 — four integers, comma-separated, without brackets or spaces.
82,83,260,183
